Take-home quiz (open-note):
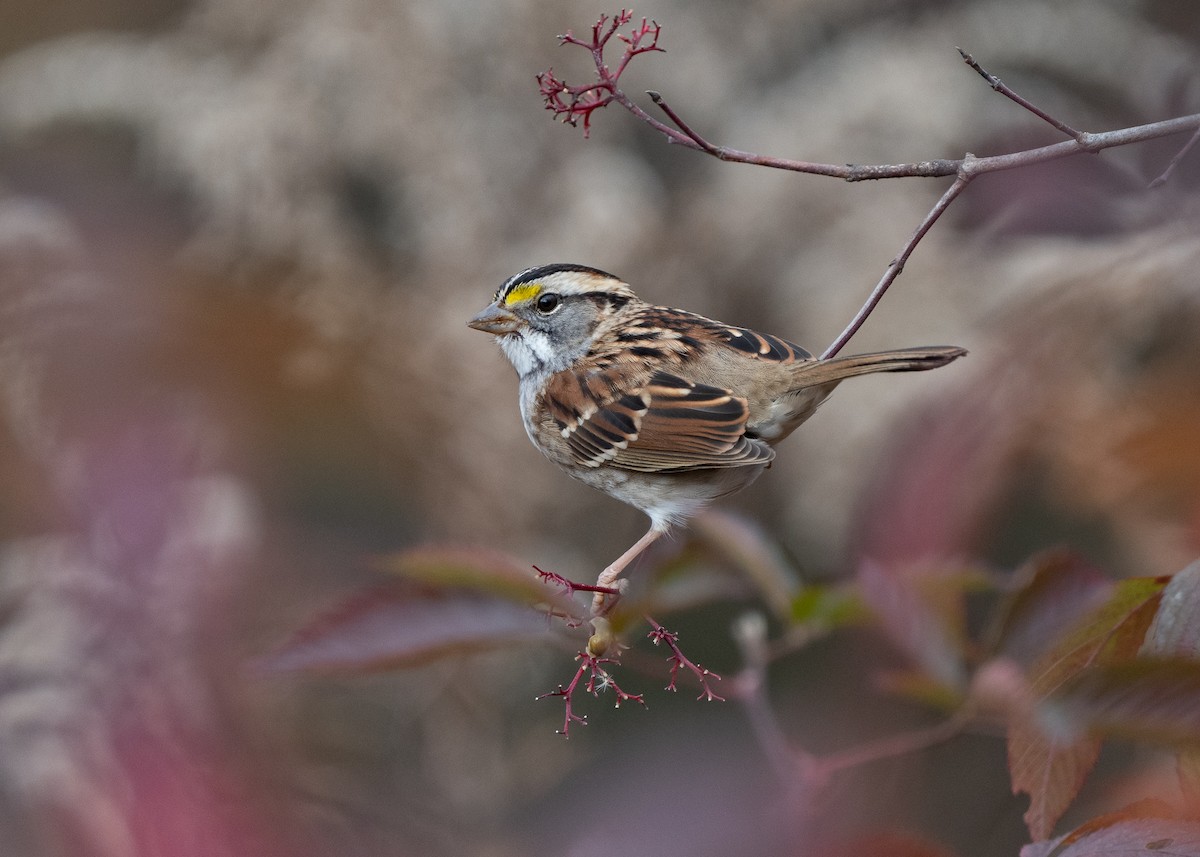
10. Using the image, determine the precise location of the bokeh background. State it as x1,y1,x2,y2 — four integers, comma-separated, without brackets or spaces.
0,0,1198,855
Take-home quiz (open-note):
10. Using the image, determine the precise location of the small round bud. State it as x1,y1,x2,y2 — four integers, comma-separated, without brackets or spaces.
588,617,614,656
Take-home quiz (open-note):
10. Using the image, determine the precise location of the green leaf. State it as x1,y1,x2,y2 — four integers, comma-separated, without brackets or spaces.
875,669,966,711
790,584,866,629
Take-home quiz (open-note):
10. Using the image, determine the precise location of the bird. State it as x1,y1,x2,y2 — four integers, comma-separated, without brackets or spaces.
469,263,966,613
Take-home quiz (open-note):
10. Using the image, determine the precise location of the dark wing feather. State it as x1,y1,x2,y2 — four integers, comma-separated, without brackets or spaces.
545,369,773,473
716,325,811,362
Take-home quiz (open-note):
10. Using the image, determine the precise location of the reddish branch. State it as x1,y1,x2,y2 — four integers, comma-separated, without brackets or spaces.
532,565,619,628
533,567,724,730
537,649,646,737
535,565,621,596
538,9,1200,357
537,11,663,137
646,615,725,701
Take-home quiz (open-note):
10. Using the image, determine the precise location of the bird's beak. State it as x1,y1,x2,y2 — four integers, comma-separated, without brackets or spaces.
468,302,520,335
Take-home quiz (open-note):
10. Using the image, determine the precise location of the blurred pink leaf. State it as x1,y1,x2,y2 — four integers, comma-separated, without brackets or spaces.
987,551,1111,668
849,389,1024,564
261,584,560,673
1008,576,1168,840
857,560,968,689
1020,800,1200,857
262,546,580,673
1044,657,1200,745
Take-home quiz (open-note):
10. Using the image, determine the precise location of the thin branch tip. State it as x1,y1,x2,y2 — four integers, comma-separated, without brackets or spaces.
1148,125,1200,188
541,13,1200,352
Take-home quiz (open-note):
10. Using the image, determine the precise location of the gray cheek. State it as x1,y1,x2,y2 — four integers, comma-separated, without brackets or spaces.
543,311,599,362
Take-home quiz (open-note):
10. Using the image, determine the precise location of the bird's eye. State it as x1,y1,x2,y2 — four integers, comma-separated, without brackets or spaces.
536,292,561,314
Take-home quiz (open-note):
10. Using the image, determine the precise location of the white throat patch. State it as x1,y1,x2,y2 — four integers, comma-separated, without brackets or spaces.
498,330,555,379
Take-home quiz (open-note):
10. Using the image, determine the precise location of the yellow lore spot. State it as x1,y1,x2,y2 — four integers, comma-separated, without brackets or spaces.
504,283,542,306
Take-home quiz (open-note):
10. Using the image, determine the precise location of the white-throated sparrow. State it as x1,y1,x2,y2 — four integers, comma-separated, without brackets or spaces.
469,264,966,611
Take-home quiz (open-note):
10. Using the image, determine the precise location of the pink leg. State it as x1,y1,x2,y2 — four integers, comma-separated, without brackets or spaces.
591,526,664,612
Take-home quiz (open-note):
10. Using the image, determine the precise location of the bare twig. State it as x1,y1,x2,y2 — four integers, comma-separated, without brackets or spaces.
822,174,970,359
647,90,720,155
732,613,804,786
650,85,960,179
732,610,969,794
542,14,1200,181
813,706,972,778
1149,125,1200,188
956,47,1083,140
540,13,1200,354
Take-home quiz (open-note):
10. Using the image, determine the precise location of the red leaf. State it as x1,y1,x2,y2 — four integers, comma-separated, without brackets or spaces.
1008,576,1168,840
1008,723,1102,846
987,551,1111,668
1024,577,1167,698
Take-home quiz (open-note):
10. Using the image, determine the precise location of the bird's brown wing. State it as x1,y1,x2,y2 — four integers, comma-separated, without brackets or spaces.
542,369,774,473
618,304,813,364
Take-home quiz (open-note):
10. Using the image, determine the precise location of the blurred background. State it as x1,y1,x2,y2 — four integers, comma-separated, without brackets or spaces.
0,0,1197,854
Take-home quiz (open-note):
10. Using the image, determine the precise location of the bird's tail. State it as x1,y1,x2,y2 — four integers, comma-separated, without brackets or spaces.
790,345,967,388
